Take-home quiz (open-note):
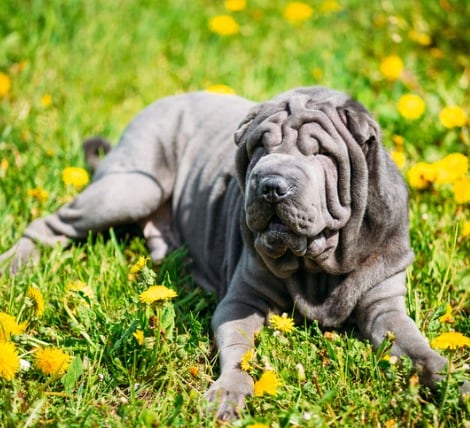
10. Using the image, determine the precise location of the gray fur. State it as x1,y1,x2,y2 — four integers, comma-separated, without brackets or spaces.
1,87,468,419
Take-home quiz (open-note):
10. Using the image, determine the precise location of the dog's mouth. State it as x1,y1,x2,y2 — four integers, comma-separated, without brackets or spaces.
254,215,338,262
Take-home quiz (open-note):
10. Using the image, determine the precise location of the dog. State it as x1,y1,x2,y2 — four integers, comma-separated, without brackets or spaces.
1,87,468,419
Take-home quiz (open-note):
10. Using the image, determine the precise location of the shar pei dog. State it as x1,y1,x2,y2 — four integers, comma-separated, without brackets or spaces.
1,86,468,419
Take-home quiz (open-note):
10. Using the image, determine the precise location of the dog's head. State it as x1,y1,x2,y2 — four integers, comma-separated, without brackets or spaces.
235,86,408,279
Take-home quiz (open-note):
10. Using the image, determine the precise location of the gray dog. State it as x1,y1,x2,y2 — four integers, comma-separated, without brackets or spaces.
1,87,468,419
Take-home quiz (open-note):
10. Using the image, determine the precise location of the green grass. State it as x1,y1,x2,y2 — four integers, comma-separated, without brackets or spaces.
0,0,469,426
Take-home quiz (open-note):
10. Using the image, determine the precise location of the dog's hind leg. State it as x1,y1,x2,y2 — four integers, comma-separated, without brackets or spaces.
0,172,166,274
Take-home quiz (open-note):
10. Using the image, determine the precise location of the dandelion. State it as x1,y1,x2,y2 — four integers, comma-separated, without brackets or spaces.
439,304,454,324
323,331,340,341
392,134,404,147
27,188,49,203
408,30,431,46
0,341,20,381
452,177,470,204
397,94,426,120
240,349,255,371
35,347,72,376
139,285,177,304
431,331,470,350
407,162,436,189
254,370,281,396
439,106,467,129
269,313,295,333
40,93,52,107
283,2,313,25
224,0,246,12
189,366,200,377
311,67,324,80
319,0,342,14
67,280,94,299
433,153,468,185
0,312,27,341
246,424,270,428
1,159,9,173
390,150,406,169
208,15,240,36
128,256,149,281
379,55,404,81
0,72,11,97
20,359,31,371
462,221,470,238
205,84,236,95
62,167,90,190
133,330,145,346
26,287,45,317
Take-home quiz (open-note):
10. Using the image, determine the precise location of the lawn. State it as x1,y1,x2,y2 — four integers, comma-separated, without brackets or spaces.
0,0,469,426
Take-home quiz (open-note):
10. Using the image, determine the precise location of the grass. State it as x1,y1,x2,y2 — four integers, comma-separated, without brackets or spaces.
0,0,469,426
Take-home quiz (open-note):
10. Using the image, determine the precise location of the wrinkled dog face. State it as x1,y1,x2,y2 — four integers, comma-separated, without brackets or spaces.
235,88,379,278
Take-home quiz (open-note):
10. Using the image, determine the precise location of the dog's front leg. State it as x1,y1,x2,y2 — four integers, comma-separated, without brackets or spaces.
205,295,265,420
355,271,470,395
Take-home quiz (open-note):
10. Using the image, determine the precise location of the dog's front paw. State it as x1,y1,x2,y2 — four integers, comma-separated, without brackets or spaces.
205,370,254,420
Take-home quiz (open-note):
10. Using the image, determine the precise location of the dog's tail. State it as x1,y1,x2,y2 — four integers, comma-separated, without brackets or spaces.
83,136,112,174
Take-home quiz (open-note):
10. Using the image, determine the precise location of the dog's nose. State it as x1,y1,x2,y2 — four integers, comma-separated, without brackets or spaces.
259,175,289,202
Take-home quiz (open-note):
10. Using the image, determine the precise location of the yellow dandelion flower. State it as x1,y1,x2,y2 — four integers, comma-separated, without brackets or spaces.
67,280,86,291
67,280,94,299
208,15,240,36
452,177,470,204
392,134,404,146
433,153,468,185
397,94,426,120
189,366,200,377
254,370,281,396
247,424,270,428
269,313,295,333
26,287,45,317
224,0,246,12
27,188,49,203
0,312,27,341
0,341,20,381
319,0,342,14
390,150,406,169
133,330,145,346
139,285,177,304
311,67,324,80
379,55,404,81
205,84,236,95
323,331,340,341
283,2,313,25
35,347,72,376
384,419,397,428
128,256,149,280
240,349,255,371
62,167,89,190
439,304,454,324
462,221,470,237
439,106,467,129
0,72,11,97
1,159,9,172
407,162,436,189
431,331,470,350
40,93,52,107
408,30,431,46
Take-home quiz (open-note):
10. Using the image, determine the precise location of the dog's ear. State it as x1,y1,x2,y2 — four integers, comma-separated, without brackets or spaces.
234,104,265,191
337,99,381,153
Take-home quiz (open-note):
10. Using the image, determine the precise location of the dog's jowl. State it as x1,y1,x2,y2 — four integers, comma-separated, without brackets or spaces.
1,87,468,419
